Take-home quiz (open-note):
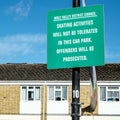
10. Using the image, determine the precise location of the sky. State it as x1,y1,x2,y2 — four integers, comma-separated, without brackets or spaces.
0,0,120,64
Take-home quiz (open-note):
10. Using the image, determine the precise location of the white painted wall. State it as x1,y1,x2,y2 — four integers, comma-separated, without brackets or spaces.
0,115,40,120
1,115,120,120
20,101,41,114
47,101,69,114
47,115,120,120
99,101,120,115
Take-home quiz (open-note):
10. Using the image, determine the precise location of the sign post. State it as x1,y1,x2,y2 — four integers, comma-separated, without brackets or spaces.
71,1,80,120
71,68,80,120
47,2,105,120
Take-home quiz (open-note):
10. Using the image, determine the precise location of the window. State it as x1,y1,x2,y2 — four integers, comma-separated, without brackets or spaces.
28,86,34,100
35,87,40,100
100,86,120,102
107,87,119,101
100,87,106,101
49,86,67,101
22,87,27,100
21,86,40,101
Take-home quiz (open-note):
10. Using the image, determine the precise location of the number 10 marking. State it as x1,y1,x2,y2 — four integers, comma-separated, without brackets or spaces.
72,90,79,98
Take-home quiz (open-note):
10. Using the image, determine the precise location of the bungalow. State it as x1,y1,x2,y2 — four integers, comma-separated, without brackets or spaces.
0,63,120,120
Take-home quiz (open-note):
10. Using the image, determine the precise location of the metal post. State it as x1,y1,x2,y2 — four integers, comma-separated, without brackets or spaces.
73,0,80,7
71,68,80,120
71,1,80,120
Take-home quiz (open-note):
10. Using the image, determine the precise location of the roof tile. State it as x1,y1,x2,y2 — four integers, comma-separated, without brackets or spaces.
0,63,119,81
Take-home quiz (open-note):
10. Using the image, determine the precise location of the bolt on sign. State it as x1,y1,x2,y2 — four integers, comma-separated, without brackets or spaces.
47,5,105,69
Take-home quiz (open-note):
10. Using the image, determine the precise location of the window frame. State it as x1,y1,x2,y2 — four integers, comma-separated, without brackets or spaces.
100,86,106,101
48,85,68,101
100,86,120,102
21,86,40,101
107,86,119,102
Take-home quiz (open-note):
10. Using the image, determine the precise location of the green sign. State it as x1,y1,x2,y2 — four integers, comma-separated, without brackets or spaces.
47,5,105,69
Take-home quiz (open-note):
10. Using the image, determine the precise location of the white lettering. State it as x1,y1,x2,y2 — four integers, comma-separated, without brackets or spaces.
73,90,79,98
63,40,72,45
53,32,62,37
56,48,77,54
57,22,72,28
78,47,88,52
77,28,98,35
63,56,87,62
72,39,80,44
73,20,93,27
81,38,92,43
89,46,94,51
63,31,70,36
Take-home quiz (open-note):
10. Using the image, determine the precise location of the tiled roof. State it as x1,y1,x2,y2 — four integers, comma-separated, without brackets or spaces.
0,63,120,81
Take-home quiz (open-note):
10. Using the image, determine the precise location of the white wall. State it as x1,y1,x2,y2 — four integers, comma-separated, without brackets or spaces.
1,115,120,120
99,101,120,115
20,101,41,114
47,101,69,114
0,115,40,120
47,115,120,120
